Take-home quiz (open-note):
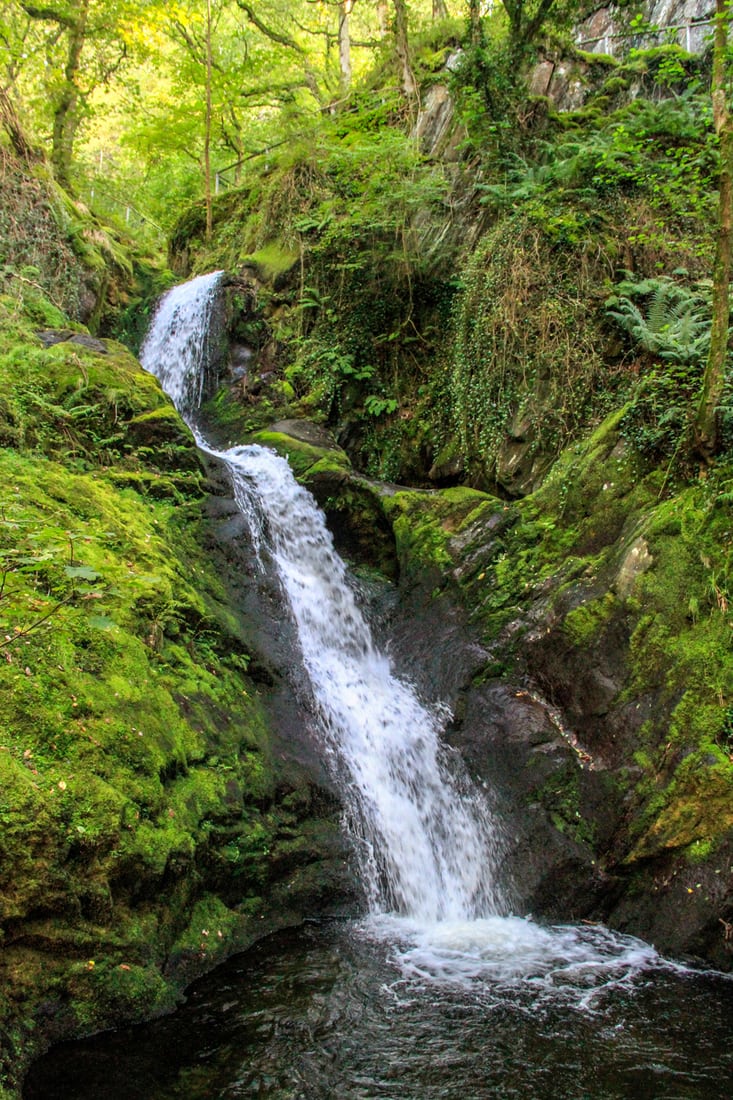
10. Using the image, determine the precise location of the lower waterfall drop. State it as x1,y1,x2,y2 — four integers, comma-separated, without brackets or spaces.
219,442,505,922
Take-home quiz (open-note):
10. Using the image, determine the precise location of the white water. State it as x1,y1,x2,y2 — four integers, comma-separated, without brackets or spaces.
141,272,684,999
221,441,504,921
140,270,224,416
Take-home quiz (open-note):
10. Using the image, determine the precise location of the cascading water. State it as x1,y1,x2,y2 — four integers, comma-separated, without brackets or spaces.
142,273,503,924
225,443,504,921
139,272,688,995
140,270,224,415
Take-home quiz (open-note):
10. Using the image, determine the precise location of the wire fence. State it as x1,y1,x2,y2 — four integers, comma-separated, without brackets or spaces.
577,17,714,58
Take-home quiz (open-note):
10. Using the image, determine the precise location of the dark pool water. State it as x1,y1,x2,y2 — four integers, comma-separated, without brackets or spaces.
23,919,733,1100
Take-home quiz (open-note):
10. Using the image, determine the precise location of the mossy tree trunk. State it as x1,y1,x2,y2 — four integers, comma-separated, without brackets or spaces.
54,0,89,186
695,0,733,460
21,0,90,187
468,0,483,45
20,0,127,190
0,86,40,162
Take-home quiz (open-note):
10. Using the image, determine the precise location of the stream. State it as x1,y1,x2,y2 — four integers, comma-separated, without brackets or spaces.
23,272,733,1099
23,918,733,1099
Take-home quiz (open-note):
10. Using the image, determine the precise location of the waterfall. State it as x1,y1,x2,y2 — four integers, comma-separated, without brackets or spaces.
226,444,504,920
142,271,504,922
141,273,669,995
140,271,224,417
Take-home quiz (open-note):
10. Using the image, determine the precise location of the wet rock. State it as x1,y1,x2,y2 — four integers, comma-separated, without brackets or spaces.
614,536,653,598
36,330,108,354
446,681,615,917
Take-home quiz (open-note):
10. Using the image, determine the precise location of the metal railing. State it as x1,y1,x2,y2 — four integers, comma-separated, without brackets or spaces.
214,138,290,194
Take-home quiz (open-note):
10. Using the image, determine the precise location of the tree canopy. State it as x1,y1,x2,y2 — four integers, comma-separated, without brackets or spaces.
0,1,561,232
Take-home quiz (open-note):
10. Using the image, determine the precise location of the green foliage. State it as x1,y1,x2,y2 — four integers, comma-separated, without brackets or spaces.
606,276,710,364
364,395,399,418
449,39,520,160
450,217,625,486
604,275,714,465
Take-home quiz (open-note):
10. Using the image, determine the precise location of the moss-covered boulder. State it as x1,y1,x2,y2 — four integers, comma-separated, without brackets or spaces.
249,422,351,485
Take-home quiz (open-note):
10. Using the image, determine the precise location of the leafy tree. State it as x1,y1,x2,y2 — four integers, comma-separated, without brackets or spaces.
499,0,581,59
16,0,130,185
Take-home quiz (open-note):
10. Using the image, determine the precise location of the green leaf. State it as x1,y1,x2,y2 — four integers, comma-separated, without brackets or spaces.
87,614,116,631
64,565,100,581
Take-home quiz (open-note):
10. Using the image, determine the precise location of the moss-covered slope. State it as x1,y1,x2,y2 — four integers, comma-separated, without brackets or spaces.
0,288,346,1099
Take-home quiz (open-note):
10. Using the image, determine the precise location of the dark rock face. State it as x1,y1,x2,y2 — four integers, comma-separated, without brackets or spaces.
372,493,733,969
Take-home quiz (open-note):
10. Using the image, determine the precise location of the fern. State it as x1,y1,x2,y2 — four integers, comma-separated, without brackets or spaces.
606,276,711,365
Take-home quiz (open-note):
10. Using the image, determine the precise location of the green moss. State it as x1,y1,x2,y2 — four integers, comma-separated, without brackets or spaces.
563,592,619,647
243,243,299,282
686,838,714,864
249,430,350,478
382,486,495,584
0,291,339,1090
532,764,596,848
171,893,248,957
628,761,733,862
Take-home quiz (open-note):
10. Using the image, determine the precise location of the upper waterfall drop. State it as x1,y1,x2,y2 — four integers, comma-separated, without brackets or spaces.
140,271,224,418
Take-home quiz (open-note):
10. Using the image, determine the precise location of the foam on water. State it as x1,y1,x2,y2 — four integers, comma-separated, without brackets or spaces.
362,912,670,1006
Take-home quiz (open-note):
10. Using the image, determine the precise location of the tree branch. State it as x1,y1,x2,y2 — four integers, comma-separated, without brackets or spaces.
18,2,78,30
235,2,305,52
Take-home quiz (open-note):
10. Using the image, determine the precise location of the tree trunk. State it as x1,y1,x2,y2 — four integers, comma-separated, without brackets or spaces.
433,0,448,18
204,0,213,242
0,86,40,162
468,0,483,46
338,1,353,97
50,0,89,187
393,0,417,101
695,0,732,458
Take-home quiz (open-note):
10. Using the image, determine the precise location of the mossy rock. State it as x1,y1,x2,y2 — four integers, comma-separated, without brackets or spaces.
249,428,351,480
242,243,299,288
126,405,201,472
382,486,499,586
